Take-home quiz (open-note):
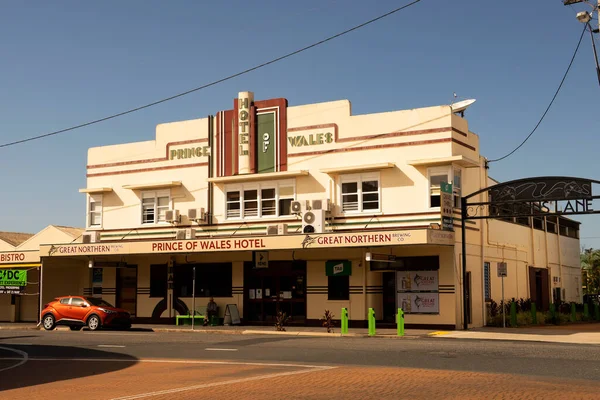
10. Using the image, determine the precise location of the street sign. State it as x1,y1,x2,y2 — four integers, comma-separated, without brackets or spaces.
497,262,507,277
440,182,454,231
254,251,269,269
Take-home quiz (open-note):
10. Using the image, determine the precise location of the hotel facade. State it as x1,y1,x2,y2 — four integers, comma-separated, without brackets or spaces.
1,92,582,328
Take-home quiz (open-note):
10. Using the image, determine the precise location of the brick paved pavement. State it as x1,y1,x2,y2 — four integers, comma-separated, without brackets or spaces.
2,358,599,400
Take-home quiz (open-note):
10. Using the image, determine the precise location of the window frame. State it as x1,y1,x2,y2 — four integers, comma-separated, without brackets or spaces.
338,172,381,214
87,194,103,229
224,180,295,220
427,166,462,210
141,190,171,225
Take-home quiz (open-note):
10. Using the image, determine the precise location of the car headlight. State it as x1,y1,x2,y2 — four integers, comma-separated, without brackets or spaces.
98,308,116,314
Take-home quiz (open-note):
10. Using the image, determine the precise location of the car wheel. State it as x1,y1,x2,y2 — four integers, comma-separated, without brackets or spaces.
87,315,101,331
42,314,56,331
70,326,83,331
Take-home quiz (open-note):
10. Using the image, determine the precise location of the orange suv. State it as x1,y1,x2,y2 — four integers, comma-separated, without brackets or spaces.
40,296,132,331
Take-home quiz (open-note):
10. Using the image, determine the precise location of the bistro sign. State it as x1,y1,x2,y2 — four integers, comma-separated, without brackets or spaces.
0,251,40,264
41,229,454,257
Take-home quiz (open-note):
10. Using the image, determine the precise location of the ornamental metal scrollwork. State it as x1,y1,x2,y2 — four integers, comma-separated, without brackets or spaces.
465,205,487,218
489,178,592,202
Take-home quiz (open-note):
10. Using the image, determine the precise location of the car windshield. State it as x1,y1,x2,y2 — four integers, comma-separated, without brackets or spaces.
85,297,114,308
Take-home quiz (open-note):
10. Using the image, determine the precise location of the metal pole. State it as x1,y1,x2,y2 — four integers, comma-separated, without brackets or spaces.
502,276,505,328
587,22,600,87
192,266,196,330
37,263,43,326
461,197,468,330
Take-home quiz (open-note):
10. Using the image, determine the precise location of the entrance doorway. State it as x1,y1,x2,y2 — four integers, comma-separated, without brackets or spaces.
529,267,549,311
116,266,137,317
244,261,306,324
382,272,396,323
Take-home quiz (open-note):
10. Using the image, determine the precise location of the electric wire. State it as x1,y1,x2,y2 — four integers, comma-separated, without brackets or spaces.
0,1,421,149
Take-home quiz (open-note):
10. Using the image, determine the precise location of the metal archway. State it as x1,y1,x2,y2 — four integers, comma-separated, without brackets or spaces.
460,176,600,329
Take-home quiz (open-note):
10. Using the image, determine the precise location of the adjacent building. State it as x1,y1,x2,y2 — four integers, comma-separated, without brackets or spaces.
2,91,582,328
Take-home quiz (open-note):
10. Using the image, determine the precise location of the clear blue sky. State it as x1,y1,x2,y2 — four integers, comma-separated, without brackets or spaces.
1,1,599,249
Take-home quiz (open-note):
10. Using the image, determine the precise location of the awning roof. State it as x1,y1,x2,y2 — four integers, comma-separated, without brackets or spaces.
320,163,396,175
78,187,113,194
207,170,308,184
407,155,479,168
0,263,41,269
122,181,182,190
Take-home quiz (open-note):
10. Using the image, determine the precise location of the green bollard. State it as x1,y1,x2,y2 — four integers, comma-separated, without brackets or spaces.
584,304,590,320
595,304,600,321
531,303,537,325
341,308,349,335
570,302,576,323
510,301,517,327
550,303,557,324
397,308,405,337
368,308,376,336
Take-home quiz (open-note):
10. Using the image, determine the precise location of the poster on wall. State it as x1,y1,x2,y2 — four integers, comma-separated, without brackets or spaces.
0,269,26,294
396,271,439,292
397,293,440,314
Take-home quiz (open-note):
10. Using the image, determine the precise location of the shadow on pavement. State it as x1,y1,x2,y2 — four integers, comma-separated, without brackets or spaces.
0,344,138,392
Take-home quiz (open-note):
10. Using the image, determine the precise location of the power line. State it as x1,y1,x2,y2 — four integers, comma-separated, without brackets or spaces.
0,1,422,149
487,23,587,164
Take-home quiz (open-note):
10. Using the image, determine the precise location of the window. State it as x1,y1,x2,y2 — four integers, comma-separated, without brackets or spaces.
484,262,491,301
546,217,557,233
453,168,462,208
60,298,71,305
328,275,349,300
88,195,102,227
340,173,380,213
428,166,462,209
142,190,170,224
71,298,85,307
174,263,232,297
225,181,295,219
150,264,167,298
533,217,545,230
558,217,579,239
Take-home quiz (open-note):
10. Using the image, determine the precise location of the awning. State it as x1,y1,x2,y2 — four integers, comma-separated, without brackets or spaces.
122,181,182,190
78,187,113,194
0,263,41,269
320,163,395,175
407,155,479,168
207,170,308,184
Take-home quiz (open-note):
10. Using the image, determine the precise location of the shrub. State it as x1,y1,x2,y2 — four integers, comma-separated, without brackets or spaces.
275,312,290,331
321,310,335,333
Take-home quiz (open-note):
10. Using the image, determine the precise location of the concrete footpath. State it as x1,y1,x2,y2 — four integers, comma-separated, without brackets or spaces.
2,322,600,344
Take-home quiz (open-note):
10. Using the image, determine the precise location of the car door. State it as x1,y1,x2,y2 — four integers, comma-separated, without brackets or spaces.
54,298,72,320
68,297,89,321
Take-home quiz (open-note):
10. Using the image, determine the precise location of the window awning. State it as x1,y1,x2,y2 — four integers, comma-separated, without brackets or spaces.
122,181,182,190
407,155,479,168
78,187,113,194
0,263,41,269
320,162,395,175
207,170,308,184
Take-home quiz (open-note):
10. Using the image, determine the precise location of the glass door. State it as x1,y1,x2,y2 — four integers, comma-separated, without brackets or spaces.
116,266,137,317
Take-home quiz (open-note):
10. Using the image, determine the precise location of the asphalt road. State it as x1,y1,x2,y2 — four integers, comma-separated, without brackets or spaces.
1,330,600,399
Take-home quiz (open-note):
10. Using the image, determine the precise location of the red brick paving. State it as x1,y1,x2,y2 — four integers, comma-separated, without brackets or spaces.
2,360,600,400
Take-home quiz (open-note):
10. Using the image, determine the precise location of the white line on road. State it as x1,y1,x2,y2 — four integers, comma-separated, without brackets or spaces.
110,366,334,400
0,346,28,373
98,345,126,348
204,348,238,351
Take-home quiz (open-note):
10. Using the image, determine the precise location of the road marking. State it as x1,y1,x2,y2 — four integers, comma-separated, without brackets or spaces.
98,345,126,348
204,348,238,351
0,346,28,373
110,366,334,400
429,331,451,336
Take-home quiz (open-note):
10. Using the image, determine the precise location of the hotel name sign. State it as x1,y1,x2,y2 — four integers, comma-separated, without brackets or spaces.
41,229,454,257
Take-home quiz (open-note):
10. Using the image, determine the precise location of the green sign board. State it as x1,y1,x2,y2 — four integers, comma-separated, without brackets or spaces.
325,260,352,276
257,112,276,173
441,181,452,194
0,269,27,286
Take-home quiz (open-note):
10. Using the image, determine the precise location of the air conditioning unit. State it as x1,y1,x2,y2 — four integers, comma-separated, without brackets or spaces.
175,230,186,240
165,210,180,223
188,208,206,223
266,224,288,235
185,228,196,240
302,209,325,234
311,199,331,212
82,231,101,244
291,200,308,214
